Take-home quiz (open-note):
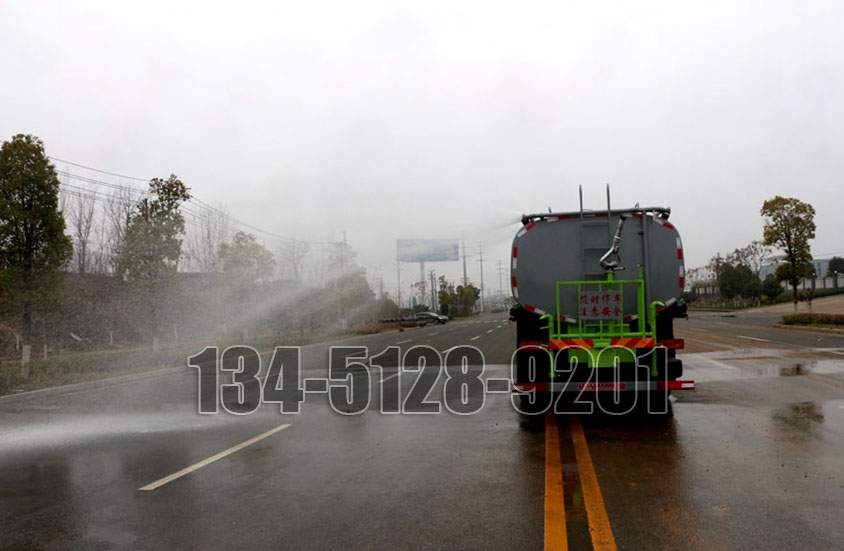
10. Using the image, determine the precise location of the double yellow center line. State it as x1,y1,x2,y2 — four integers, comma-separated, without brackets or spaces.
544,412,567,550
545,412,617,551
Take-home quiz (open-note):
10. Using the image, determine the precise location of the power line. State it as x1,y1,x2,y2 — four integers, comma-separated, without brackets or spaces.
53,161,335,245
56,180,298,250
51,159,293,240
58,184,226,237
49,156,149,182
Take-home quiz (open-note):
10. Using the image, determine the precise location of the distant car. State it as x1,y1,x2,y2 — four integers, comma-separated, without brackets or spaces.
414,312,448,326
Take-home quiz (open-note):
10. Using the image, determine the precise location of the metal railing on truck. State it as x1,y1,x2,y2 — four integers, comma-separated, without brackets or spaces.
537,267,665,375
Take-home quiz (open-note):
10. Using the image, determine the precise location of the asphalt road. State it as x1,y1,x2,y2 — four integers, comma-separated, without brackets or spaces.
1,312,843,550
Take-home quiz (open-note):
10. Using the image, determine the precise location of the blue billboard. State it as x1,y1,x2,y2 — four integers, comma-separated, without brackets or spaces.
396,239,459,262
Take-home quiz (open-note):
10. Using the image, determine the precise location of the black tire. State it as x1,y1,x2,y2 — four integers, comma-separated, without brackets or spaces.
519,393,550,415
666,358,683,379
642,390,673,415
514,345,552,415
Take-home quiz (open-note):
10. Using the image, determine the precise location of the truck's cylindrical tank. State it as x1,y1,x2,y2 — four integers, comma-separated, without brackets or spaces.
510,212,685,316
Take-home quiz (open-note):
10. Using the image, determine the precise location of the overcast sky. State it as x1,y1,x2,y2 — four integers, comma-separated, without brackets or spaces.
3,0,843,296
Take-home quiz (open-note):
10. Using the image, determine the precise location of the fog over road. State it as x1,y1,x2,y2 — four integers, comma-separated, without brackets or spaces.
1,312,843,550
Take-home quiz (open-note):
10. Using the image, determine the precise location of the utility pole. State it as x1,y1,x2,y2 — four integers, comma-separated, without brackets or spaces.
714,252,722,295
419,262,426,308
428,269,437,312
462,241,469,286
497,260,505,309
396,261,402,310
477,243,485,313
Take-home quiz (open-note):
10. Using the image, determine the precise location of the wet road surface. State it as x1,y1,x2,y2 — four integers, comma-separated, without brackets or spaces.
1,312,843,549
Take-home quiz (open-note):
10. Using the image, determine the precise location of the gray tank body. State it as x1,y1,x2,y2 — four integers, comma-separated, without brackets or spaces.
510,211,685,317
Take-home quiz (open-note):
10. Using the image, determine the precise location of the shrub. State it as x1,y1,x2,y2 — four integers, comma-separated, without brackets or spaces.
781,313,844,326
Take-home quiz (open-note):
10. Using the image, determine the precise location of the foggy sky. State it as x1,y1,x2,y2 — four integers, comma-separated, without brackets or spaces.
3,0,844,295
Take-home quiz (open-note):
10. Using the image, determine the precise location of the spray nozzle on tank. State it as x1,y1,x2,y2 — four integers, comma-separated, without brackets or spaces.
600,215,628,272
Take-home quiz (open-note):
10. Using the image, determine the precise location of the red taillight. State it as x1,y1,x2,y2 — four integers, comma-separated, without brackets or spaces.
660,339,685,349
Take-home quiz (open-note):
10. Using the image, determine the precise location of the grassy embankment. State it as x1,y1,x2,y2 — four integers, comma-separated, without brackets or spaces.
0,321,418,396
688,287,844,310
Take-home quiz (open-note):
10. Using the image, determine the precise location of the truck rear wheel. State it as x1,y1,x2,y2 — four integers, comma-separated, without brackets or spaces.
665,358,683,379
518,393,550,415
514,345,552,415
642,390,672,415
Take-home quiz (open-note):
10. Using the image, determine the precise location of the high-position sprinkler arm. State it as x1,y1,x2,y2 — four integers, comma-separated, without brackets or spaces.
600,214,628,272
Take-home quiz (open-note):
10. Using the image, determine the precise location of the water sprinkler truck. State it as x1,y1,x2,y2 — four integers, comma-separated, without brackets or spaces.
509,186,695,413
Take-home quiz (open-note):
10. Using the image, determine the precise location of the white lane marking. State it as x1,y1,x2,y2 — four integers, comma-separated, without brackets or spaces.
380,372,400,384
441,346,458,354
486,329,494,334
737,335,771,343
139,424,291,491
429,332,440,336
828,351,844,357
395,339,413,345
470,336,480,341
699,356,740,372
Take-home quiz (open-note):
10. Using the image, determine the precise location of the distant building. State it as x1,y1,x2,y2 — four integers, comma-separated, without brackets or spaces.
759,255,784,280
812,258,832,278
760,257,834,280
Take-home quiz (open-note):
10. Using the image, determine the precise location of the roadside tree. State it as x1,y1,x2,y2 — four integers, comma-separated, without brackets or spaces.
220,231,275,282
718,263,755,300
0,134,73,341
726,240,772,277
113,175,191,336
826,257,844,278
761,196,815,309
761,276,783,303
456,284,481,314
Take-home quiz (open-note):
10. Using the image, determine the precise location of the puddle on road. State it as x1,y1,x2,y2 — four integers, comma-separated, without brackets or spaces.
706,356,844,378
681,354,844,398
779,364,810,377
772,401,824,429
761,360,844,378
770,360,844,377
767,401,827,443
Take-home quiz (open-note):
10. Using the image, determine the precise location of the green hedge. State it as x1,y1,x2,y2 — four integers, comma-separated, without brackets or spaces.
773,287,844,304
781,313,844,326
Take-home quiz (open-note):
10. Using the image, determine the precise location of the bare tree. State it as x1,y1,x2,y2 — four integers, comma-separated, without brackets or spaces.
279,239,311,282
184,205,231,272
104,186,135,268
684,266,704,286
726,240,773,277
67,187,96,273
300,247,329,287
90,212,111,274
